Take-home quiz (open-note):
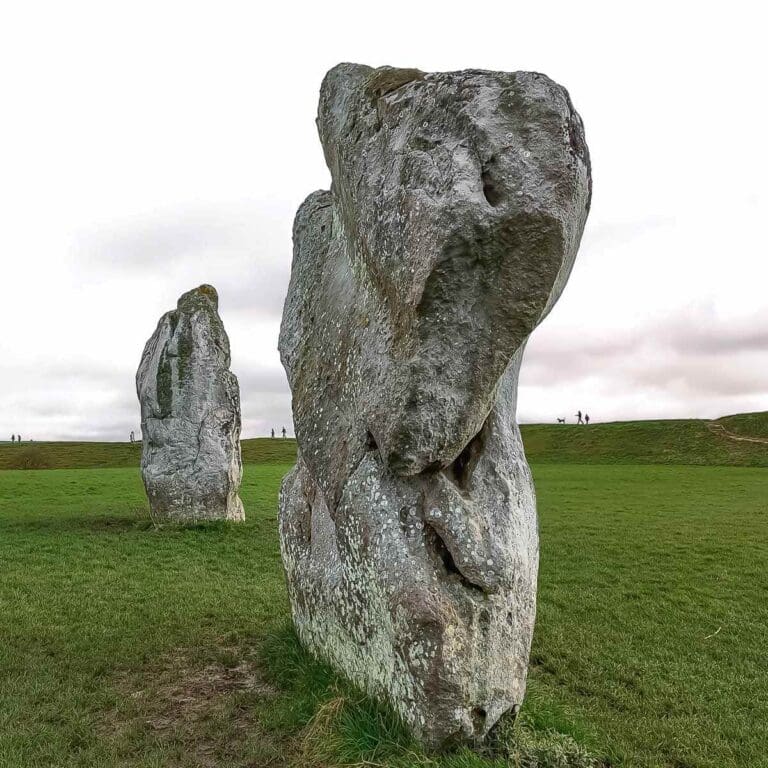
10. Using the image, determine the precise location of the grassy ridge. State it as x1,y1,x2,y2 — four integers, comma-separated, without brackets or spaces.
2,414,767,470
0,438,298,471
522,418,767,466
716,411,768,439
241,437,298,464
0,441,145,470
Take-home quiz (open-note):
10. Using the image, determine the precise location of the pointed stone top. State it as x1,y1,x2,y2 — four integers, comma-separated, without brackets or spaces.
177,284,219,312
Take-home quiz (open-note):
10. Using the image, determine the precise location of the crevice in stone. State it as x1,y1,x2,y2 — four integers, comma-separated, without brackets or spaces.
411,134,442,152
471,706,488,733
481,157,503,207
424,521,484,593
443,426,485,491
305,500,312,545
191,411,209,468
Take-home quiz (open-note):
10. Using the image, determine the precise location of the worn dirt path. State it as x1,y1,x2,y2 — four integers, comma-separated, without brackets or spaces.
707,422,768,445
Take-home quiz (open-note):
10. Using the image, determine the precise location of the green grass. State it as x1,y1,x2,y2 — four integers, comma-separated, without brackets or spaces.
1,459,766,767
2,413,766,471
240,437,299,465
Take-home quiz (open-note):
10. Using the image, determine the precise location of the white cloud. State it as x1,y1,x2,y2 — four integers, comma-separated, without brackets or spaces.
1,1,766,439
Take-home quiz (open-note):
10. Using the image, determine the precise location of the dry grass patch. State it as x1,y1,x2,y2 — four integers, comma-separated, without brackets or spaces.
105,643,282,767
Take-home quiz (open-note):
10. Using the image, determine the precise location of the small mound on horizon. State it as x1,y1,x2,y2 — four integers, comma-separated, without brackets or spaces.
715,411,768,440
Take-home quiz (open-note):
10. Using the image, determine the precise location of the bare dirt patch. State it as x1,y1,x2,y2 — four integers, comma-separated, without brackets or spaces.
104,643,281,767
707,422,768,445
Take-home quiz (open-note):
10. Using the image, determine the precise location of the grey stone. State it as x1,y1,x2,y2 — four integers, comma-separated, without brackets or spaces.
137,284,244,522
279,63,591,748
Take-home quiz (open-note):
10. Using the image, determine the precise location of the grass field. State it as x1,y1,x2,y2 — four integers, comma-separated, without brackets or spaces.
1,443,766,767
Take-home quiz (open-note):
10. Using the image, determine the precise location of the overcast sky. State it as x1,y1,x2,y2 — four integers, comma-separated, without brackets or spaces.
1,1,766,440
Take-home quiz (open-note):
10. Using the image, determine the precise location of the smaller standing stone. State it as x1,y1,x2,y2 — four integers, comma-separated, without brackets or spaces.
137,284,244,522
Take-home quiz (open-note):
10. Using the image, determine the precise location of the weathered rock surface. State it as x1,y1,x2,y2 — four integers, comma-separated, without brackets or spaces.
137,285,244,522
279,63,591,748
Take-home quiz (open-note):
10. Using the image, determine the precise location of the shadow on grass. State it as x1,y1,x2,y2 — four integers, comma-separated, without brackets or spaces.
1,512,152,534
1,511,245,536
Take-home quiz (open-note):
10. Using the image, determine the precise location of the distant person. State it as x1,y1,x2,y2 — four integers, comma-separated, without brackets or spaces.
271,428,275,439
129,430,135,443
585,414,590,425
282,426,287,439
18,435,21,443
11,434,15,444
575,410,583,425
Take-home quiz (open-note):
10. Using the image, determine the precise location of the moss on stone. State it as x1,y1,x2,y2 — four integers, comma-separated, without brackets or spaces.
197,283,218,304
365,67,425,99
156,347,173,417
177,326,193,384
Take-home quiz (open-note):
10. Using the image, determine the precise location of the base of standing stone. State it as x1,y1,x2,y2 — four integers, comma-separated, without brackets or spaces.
279,371,539,749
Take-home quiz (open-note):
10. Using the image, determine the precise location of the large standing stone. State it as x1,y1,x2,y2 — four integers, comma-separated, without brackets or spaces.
279,64,591,748
137,285,244,522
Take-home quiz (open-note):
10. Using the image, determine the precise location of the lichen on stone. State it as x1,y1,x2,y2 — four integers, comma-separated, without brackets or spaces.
278,63,590,749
